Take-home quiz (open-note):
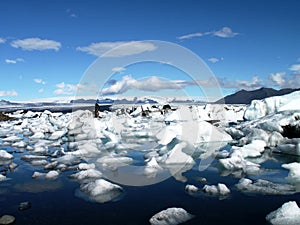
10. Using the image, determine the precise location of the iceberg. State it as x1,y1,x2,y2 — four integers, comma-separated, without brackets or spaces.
282,162,300,184
0,150,13,159
80,179,123,203
149,207,194,225
266,201,300,225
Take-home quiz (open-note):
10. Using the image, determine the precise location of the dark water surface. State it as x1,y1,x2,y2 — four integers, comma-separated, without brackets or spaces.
1,146,300,225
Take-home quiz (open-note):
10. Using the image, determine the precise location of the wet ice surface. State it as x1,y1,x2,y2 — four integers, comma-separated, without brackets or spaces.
0,99,300,224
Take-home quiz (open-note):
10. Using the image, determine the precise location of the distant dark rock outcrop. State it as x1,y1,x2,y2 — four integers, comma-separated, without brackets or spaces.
215,87,300,104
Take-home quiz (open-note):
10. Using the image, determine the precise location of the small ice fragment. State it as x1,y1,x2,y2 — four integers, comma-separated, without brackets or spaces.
203,183,230,197
266,201,300,225
0,174,7,181
32,171,46,179
0,150,13,159
45,170,59,180
78,163,95,170
70,169,102,181
185,184,199,194
149,207,194,225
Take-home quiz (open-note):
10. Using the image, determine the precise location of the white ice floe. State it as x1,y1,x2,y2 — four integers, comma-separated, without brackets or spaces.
282,162,300,184
2,135,23,142
149,207,194,225
236,178,295,195
70,169,102,181
203,183,230,196
48,129,67,140
219,150,261,173
185,184,199,194
97,155,133,170
32,171,46,178
45,170,59,179
0,174,7,181
11,140,27,148
78,163,96,170
266,201,300,225
80,179,123,203
0,150,13,159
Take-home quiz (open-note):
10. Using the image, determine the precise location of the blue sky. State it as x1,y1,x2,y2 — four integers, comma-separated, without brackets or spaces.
0,0,300,101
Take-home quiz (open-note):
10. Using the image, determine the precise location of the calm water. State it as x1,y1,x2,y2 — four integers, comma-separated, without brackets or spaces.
1,145,300,225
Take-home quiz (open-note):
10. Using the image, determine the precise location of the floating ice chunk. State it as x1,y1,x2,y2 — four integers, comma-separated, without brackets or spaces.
48,129,67,140
80,179,123,203
225,127,244,139
78,163,96,170
0,150,13,159
70,169,102,181
203,183,230,196
185,184,199,194
30,132,45,139
56,154,81,166
11,140,27,148
274,144,300,156
269,132,285,147
0,174,7,181
282,162,300,184
238,140,266,158
30,160,48,166
32,171,46,178
45,170,59,179
44,161,58,170
266,201,300,225
149,207,194,225
236,178,296,195
2,135,23,142
164,142,195,165
219,150,260,173
21,155,47,162
97,156,133,170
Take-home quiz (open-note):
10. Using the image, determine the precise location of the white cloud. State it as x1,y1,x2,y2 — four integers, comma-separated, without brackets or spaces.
208,57,219,63
112,67,126,73
54,82,86,95
177,32,203,40
289,64,300,72
5,58,24,64
268,72,300,89
269,72,286,86
34,78,46,85
177,27,238,40
0,90,18,97
11,38,61,51
0,38,6,44
211,27,239,38
101,75,197,95
38,88,44,93
76,41,157,57
220,76,263,91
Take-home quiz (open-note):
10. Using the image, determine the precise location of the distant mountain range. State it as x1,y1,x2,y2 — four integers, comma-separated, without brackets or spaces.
215,87,300,104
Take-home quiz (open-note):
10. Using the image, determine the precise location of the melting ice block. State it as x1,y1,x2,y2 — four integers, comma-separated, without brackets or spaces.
70,169,102,181
282,162,300,184
0,150,13,159
203,183,230,196
149,207,194,225
266,201,300,225
80,179,123,203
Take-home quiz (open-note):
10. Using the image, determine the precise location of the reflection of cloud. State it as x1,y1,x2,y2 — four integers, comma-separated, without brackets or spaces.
14,180,63,193
11,38,61,51
76,41,157,57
